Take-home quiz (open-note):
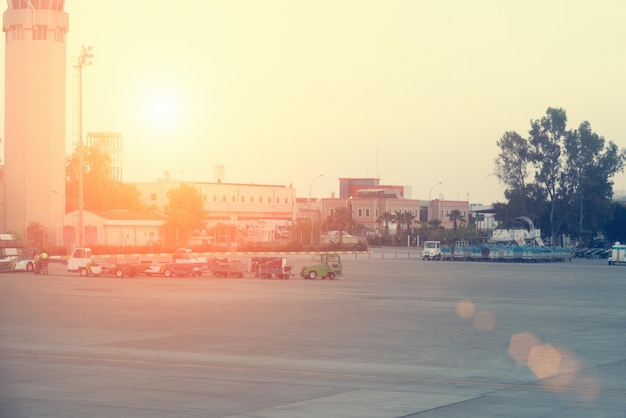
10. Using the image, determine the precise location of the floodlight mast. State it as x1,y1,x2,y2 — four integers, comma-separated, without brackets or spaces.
75,45,93,248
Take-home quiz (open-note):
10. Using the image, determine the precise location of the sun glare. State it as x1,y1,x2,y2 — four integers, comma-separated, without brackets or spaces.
139,86,185,134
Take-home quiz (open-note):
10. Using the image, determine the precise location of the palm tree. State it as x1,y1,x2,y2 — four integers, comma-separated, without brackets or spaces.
448,209,466,233
376,211,396,238
396,211,416,235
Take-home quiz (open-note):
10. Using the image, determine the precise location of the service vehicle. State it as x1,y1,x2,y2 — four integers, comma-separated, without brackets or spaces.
608,241,626,265
422,241,442,260
300,252,343,280
0,234,37,272
67,248,149,277
144,248,205,277
0,247,38,272
320,231,361,246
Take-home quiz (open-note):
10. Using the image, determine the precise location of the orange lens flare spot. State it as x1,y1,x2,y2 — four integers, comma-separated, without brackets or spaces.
528,343,561,379
455,299,475,319
508,331,540,364
472,310,495,333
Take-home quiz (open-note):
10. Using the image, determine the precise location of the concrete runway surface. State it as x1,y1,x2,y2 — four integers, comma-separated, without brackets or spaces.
1,254,625,417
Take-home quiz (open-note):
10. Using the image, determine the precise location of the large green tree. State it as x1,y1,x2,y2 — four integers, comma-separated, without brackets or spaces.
563,121,625,242
528,107,568,245
66,143,145,212
494,108,625,246
163,183,208,247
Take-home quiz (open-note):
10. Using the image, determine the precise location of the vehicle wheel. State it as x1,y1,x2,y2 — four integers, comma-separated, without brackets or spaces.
79,268,88,277
164,269,172,278
308,270,317,280
327,272,335,280
115,269,124,278
26,262,34,272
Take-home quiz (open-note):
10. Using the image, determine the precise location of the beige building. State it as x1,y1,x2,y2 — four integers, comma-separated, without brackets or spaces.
2,1,69,236
133,180,297,244
133,180,296,222
429,199,471,229
53,178,471,247
322,196,422,235
60,209,165,248
322,195,469,236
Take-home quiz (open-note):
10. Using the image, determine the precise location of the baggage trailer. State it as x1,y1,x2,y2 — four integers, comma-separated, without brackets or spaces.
143,261,202,277
254,257,293,279
209,257,246,278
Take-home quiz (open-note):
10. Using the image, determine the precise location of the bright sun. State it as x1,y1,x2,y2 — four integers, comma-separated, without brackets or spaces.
139,86,185,134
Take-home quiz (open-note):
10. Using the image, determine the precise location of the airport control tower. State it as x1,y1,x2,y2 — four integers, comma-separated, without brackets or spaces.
2,1,69,239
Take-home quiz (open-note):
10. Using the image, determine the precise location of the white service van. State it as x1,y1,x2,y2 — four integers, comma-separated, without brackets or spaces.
422,241,442,260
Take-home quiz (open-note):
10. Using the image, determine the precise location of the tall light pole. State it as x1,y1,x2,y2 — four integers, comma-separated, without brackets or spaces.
428,181,442,222
52,190,65,247
309,174,323,201
308,174,323,246
74,45,94,248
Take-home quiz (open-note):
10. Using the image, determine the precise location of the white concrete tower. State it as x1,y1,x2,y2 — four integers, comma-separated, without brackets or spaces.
2,0,69,238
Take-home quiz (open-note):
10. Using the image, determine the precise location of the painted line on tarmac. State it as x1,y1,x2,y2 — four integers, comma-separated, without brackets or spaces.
1,350,622,396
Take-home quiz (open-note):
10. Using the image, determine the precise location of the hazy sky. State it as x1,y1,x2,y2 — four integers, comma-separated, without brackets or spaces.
2,0,625,204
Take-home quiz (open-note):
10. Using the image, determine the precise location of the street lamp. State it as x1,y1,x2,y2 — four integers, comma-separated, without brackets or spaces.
309,174,323,201
52,190,65,247
74,45,94,248
308,174,323,246
428,182,442,222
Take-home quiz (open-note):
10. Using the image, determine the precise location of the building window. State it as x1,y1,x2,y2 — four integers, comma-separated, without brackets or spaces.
365,208,370,217
285,198,288,204
241,196,245,203
260,197,263,203
213,195,217,202
268,197,272,203
232,196,236,202
375,208,379,218
250,196,254,203
330,208,335,216
357,208,362,217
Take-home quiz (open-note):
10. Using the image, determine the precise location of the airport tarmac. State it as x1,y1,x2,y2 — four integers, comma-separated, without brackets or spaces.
0,255,625,417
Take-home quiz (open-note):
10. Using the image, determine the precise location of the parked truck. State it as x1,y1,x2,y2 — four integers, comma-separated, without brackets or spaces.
67,247,205,278
422,241,442,260
143,248,205,277
67,248,149,277
320,231,362,247
300,253,343,280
